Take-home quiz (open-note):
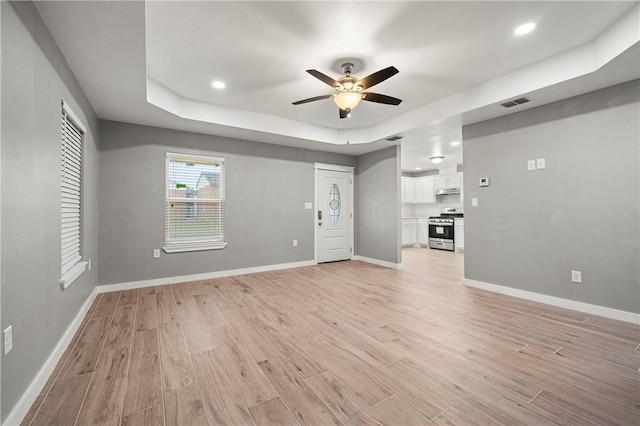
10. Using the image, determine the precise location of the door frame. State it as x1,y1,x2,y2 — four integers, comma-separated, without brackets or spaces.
314,163,355,263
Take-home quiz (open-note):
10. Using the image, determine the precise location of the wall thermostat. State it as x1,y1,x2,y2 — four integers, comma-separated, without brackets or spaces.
479,177,490,187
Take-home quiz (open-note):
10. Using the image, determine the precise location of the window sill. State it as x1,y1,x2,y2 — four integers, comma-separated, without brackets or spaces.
163,243,227,253
60,261,88,290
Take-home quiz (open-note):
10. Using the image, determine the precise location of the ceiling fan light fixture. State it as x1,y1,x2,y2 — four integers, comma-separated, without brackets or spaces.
333,92,363,111
430,156,445,164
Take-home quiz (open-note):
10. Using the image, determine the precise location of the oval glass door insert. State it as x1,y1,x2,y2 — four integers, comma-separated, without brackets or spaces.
328,184,341,225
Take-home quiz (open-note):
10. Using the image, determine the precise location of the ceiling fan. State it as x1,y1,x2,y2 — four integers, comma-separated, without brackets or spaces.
293,63,402,119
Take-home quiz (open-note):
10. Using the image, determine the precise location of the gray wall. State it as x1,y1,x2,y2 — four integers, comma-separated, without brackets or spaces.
98,120,358,285
355,145,402,264
1,2,100,420
463,80,639,314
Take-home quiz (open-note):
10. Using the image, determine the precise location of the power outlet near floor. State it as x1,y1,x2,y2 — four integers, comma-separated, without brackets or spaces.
3,325,13,356
571,270,582,283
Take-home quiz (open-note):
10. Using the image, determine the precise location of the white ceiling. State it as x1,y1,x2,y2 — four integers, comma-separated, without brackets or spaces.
34,1,640,172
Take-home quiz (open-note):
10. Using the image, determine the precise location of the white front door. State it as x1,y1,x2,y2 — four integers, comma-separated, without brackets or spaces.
315,166,353,263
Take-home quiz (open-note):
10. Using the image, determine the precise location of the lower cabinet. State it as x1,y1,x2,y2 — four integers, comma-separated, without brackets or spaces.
417,218,429,246
402,218,417,246
454,218,464,252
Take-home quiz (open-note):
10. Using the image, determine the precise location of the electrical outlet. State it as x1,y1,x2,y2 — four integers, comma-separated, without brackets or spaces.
293,240,298,247
536,158,546,169
153,249,160,259
527,160,536,171
571,270,582,283
4,325,13,356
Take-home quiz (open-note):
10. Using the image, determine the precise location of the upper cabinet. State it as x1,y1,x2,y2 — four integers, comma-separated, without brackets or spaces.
402,173,463,204
401,177,416,203
435,174,461,189
402,176,435,204
414,177,435,203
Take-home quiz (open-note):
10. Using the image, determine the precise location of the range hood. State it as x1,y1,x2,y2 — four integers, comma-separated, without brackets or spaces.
435,187,460,195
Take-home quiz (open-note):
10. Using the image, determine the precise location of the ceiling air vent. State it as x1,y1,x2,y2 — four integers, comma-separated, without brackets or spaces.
386,135,403,142
501,97,530,108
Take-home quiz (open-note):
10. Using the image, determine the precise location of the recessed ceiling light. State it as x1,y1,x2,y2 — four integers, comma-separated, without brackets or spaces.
415,167,422,171
211,81,226,89
514,22,536,36
451,141,460,146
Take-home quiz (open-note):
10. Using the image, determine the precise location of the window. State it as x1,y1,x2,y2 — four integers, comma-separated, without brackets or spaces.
60,101,88,289
164,152,226,252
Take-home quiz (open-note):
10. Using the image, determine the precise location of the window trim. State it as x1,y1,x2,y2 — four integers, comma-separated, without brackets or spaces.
60,100,88,289
163,152,227,253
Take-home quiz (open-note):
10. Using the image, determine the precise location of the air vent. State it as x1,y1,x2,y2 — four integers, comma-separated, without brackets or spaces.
501,97,530,108
386,135,403,142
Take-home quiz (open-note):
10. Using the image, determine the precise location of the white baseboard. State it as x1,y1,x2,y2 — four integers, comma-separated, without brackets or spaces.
96,260,317,293
464,278,640,325
4,290,98,426
353,255,402,270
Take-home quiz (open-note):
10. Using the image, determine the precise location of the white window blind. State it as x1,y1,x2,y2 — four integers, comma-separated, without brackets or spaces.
61,101,86,286
164,153,226,252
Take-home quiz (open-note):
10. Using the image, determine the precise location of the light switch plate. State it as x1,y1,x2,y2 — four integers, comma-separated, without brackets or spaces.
527,160,536,171
153,249,160,259
3,325,13,356
571,270,582,283
536,158,546,169
304,202,312,210
471,197,479,207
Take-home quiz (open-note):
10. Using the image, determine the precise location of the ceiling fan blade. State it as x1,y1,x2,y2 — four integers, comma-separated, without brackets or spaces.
358,66,399,90
339,109,349,119
292,94,333,105
306,69,339,88
362,92,402,105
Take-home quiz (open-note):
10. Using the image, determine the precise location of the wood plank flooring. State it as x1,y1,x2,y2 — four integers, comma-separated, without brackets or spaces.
22,248,640,425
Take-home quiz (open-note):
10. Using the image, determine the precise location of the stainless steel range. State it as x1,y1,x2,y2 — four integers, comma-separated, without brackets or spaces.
428,208,463,251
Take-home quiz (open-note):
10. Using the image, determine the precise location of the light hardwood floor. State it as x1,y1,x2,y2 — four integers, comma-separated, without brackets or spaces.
23,248,639,425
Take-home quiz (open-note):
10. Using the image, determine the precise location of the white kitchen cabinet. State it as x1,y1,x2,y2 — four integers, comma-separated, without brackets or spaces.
401,177,415,203
414,177,435,203
402,218,417,246
454,218,464,252
417,218,430,246
446,174,461,189
435,174,461,189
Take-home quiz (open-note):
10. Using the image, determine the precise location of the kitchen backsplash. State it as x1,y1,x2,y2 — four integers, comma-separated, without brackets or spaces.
402,194,463,218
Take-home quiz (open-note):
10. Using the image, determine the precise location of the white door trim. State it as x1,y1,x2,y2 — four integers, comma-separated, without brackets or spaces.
314,164,355,263
314,163,355,173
